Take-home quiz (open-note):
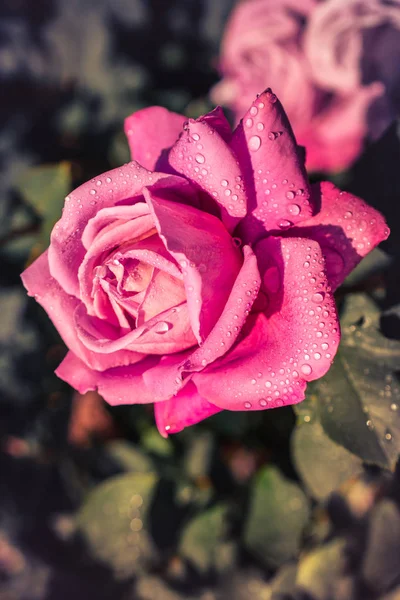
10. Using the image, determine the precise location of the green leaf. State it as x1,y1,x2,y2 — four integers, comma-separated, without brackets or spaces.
292,392,363,500
243,466,310,568
77,472,159,578
16,162,71,256
141,427,174,457
296,539,349,600
315,294,400,470
179,504,234,574
105,440,155,474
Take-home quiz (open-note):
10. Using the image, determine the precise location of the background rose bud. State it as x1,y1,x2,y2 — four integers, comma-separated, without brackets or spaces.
212,0,400,173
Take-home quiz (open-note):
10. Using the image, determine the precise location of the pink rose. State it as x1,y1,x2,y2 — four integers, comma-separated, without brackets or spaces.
21,90,389,436
212,0,400,172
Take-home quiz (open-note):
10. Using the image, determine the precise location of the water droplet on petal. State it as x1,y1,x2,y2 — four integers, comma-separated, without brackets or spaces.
245,118,253,128
288,204,301,216
249,135,261,152
192,133,200,141
259,399,267,407
221,179,228,187
278,219,293,229
244,401,252,409
250,106,258,116
301,364,312,375
155,321,171,334
312,292,325,303
286,191,295,200
195,153,205,164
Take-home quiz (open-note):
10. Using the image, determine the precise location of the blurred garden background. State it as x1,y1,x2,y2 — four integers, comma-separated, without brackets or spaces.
1,1,400,599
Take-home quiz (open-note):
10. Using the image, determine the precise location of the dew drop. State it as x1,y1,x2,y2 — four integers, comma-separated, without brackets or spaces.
221,179,228,187
288,203,301,215
244,402,252,409
257,122,264,131
312,292,325,303
90,189,96,196
286,191,295,200
249,135,262,152
192,133,200,141
245,118,253,128
250,106,258,116
259,399,267,407
301,364,312,375
278,219,293,229
265,381,272,388
155,321,171,334
314,352,321,360
195,153,205,164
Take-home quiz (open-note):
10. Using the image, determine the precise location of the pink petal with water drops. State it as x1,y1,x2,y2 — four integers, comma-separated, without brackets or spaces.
74,299,197,356
56,351,160,405
124,106,186,170
143,177,242,343
198,106,233,143
154,382,221,437
180,245,260,374
49,162,166,297
21,251,145,371
287,181,390,290
193,237,340,410
168,114,247,232
231,88,313,242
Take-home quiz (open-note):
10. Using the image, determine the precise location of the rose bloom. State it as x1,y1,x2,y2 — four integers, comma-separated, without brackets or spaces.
21,89,389,436
212,0,400,173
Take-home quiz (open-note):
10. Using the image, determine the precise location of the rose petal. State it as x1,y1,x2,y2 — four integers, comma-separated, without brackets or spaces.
75,300,197,355
193,237,340,410
49,162,166,297
297,83,385,173
168,114,247,232
21,251,145,371
231,88,313,242
81,203,151,250
143,176,242,342
56,351,160,405
137,268,186,325
287,181,390,290
181,245,261,373
124,106,186,170
154,382,221,437
79,211,155,316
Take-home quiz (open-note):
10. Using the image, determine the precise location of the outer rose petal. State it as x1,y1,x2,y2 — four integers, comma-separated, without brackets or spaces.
231,89,313,242
193,237,340,410
143,176,242,343
56,351,160,405
287,181,390,290
21,251,145,371
154,382,221,438
124,106,186,170
48,162,166,297
168,114,247,232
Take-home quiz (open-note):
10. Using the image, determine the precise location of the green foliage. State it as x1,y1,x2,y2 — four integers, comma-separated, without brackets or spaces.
179,504,234,574
314,294,400,470
292,397,363,499
243,466,310,568
16,162,72,259
77,472,159,578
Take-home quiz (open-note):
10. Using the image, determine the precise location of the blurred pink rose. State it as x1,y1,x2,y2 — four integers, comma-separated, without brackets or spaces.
22,90,389,436
212,0,400,172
